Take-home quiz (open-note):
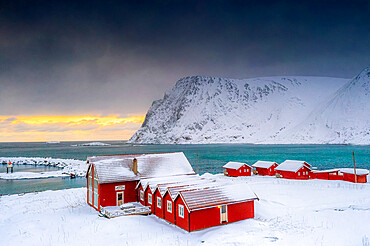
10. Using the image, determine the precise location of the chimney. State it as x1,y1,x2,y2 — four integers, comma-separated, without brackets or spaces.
133,158,138,175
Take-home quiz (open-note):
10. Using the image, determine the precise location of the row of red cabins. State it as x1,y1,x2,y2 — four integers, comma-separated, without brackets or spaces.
222,160,369,183
86,152,258,232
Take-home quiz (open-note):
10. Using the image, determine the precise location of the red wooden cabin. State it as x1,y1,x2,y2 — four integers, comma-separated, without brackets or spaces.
222,162,252,177
309,169,343,180
252,161,278,176
275,160,311,180
340,168,369,183
173,183,258,232
86,152,195,211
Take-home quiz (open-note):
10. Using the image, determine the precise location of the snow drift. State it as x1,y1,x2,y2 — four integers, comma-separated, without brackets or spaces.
129,68,369,144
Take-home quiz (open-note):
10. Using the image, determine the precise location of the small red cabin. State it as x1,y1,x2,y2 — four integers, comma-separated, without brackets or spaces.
275,160,311,180
86,152,196,211
173,183,258,232
309,169,343,180
252,161,278,176
340,168,369,183
222,162,252,177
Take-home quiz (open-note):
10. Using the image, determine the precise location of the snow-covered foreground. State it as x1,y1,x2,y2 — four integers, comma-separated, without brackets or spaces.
0,157,88,179
1,175,370,246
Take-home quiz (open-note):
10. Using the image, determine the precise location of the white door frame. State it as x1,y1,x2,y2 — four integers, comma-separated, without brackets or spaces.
220,205,228,223
117,191,124,206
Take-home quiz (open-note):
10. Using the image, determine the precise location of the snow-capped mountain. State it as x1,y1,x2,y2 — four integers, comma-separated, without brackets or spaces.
128,68,369,144
283,68,370,144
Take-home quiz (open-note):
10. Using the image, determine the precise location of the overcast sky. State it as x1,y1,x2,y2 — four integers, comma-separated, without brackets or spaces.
0,0,369,117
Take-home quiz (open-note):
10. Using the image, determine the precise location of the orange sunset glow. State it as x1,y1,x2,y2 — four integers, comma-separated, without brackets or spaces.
0,115,145,142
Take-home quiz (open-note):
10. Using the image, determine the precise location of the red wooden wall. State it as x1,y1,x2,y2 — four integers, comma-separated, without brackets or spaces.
189,201,254,231
99,180,138,208
163,193,175,224
255,163,278,176
276,166,310,180
174,196,255,232
225,166,251,177
174,196,190,231
154,189,164,218
343,173,367,183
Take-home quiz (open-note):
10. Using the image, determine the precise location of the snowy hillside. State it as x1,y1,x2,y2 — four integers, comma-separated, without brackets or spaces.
129,68,369,144
283,67,370,144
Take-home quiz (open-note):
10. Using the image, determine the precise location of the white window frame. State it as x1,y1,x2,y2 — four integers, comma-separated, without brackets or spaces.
140,190,144,201
298,172,300,176
244,169,246,172
157,196,161,208
167,200,172,213
148,193,152,205
178,204,184,218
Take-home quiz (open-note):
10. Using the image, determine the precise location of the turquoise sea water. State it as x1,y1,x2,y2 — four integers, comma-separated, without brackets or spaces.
0,141,369,195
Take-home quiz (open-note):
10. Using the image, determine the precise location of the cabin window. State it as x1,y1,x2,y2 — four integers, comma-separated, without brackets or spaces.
140,190,144,201
167,200,172,213
244,169,246,172
239,169,241,173
178,204,184,218
157,197,161,208
148,193,152,204
298,172,300,176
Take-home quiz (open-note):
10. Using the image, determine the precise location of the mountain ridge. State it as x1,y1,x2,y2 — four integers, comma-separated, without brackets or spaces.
128,68,369,145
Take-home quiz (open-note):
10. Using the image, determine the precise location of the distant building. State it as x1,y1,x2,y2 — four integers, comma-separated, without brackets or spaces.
309,169,342,180
275,160,311,179
252,161,278,176
222,162,252,177
340,168,369,183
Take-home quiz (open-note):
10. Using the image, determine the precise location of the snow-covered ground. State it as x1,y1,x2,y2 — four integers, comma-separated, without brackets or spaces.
71,142,111,146
1,174,370,246
0,157,88,179
0,170,68,179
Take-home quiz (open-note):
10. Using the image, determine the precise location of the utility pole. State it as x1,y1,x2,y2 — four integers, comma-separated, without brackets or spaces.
353,151,357,183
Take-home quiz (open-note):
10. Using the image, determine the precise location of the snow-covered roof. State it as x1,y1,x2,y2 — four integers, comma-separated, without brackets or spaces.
157,178,215,196
167,179,226,200
222,161,249,170
177,183,258,211
311,169,340,173
138,174,199,191
88,152,195,184
146,175,203,194
275,160,311,172
339,168,369,175
252,161,277,169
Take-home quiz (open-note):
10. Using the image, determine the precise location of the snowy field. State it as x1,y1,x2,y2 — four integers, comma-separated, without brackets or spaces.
1,175,370,246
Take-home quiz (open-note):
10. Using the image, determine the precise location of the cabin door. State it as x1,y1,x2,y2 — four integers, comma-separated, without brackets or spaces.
117,192,124,206
220,205,228,223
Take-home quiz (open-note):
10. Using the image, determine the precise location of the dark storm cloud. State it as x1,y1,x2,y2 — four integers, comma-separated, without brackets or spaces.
0,0,369,115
